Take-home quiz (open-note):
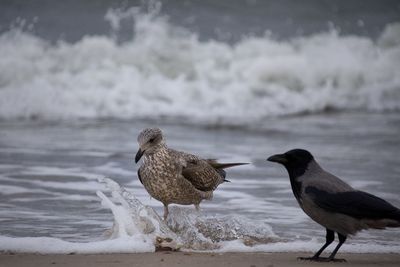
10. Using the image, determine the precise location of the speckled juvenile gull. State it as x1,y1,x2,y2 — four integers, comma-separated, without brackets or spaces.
135,127,247,220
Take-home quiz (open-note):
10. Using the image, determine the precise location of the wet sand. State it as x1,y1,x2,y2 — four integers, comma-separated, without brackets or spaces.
1,252,399,267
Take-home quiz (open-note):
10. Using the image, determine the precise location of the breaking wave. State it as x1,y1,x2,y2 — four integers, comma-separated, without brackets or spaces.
96,177,279,251
0,8,399,124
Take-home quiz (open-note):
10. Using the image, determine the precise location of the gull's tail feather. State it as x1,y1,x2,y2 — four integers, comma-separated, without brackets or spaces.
206,160,248,180
207,160,249,170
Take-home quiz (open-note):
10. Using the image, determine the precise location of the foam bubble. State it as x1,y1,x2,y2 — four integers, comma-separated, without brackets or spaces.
2,235,398,254
0,235,154,254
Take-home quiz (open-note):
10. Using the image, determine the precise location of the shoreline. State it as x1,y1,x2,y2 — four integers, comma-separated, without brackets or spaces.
1,252,399,267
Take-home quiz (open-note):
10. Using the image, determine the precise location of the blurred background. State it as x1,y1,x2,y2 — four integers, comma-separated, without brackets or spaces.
1,0,400,42
0,0,399,122
0,0,400,252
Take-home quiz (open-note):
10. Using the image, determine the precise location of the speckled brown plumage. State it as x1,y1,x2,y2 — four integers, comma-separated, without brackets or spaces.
135,128,247,220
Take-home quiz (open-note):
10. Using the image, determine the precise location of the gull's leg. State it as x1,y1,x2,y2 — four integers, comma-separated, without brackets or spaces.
194,203,200,212
163,204,169,220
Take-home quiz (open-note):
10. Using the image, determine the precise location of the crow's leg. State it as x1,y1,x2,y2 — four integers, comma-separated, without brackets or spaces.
326,233,347,262
298,229,335,261
300,232,347,262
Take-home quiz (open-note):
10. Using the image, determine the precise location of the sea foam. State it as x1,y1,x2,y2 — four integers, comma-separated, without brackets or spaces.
0,177,280,254
1,177,399,254
0,8,399,124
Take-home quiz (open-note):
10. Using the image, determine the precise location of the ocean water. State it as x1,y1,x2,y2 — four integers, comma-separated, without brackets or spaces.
0,0,400,254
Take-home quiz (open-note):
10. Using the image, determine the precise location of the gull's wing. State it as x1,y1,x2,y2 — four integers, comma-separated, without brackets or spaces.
181,158,225,191
169,148,247,192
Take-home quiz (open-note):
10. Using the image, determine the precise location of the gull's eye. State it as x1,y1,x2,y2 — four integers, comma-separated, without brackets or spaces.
149,138,155,143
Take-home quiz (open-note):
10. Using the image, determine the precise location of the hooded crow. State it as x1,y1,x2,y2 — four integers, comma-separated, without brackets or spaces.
267,149,400,262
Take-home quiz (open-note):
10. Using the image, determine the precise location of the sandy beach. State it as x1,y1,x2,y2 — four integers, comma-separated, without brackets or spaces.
1,252,400,267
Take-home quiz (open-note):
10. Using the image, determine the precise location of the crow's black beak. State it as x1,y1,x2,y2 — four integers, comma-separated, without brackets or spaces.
267,153,288,164
135,148,144,163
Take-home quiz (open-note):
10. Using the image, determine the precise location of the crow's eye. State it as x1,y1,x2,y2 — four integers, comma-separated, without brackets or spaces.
149,138,155,143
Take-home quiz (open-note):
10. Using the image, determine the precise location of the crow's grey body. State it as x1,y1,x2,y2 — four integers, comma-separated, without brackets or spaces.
135,128,247,220
268,149,400,262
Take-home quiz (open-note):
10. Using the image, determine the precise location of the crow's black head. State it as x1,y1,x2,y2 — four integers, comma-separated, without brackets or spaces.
267,149,314,178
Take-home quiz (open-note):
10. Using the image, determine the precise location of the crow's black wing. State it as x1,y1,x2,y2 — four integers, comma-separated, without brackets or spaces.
305,186,400,220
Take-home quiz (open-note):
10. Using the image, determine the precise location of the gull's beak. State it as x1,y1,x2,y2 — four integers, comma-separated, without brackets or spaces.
267,153,288,164
135,148,144,163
